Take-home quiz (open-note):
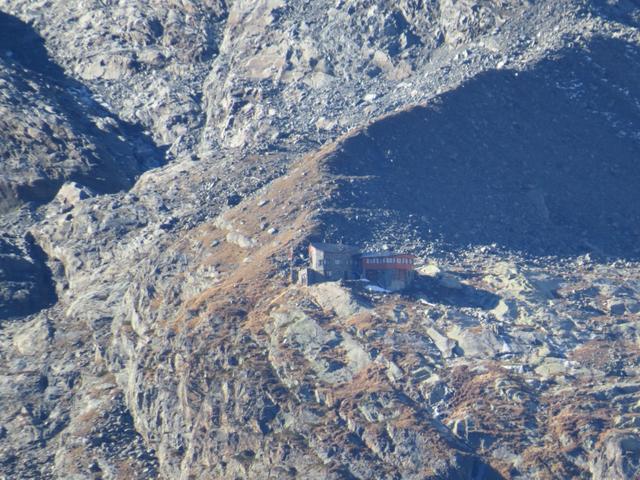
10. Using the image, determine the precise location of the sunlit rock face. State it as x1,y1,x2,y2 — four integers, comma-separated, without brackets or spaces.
1,0,640,478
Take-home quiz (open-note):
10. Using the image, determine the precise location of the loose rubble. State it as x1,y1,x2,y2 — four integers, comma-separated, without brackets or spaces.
0,0,639,479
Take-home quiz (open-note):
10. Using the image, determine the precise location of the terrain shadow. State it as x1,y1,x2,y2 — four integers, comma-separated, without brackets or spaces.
0,10,165,211
0,10,66,79
591,0,640,28
0,233,57,320
410,274,501,310
322,37,640,260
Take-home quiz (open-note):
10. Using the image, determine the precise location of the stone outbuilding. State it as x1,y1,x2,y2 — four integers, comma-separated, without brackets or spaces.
307,242,361,281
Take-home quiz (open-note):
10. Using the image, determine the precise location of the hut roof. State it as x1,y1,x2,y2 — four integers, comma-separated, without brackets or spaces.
360,251,415,258
309,242,360,254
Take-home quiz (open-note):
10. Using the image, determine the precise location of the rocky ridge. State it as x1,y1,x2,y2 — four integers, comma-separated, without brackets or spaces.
1,0,640,479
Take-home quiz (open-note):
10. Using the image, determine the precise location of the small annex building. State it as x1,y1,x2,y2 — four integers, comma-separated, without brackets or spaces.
297,242,416,291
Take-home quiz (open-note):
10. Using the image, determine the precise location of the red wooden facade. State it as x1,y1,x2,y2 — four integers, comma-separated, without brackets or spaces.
360,253,416,291
360,254,415,271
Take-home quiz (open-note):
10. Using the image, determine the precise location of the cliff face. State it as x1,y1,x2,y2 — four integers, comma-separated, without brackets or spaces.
1,1,640,479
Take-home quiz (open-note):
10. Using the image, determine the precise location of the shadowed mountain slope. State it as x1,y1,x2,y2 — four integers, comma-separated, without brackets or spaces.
0,11,163,212
2,1,640,479
317,37,640,258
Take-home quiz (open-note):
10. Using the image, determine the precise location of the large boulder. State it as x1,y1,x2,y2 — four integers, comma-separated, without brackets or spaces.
590,432,640,480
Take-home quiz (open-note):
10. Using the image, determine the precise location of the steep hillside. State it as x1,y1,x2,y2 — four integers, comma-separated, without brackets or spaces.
0,0,228,153
1,0,640,479
318,36,640,258
78,116,640,478
0,11,162,212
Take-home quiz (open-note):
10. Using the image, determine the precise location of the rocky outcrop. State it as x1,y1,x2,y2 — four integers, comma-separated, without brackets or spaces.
1,0,640,478
590,431,640,479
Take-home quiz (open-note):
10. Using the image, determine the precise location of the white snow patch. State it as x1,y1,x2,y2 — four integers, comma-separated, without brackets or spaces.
365,284,390,293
